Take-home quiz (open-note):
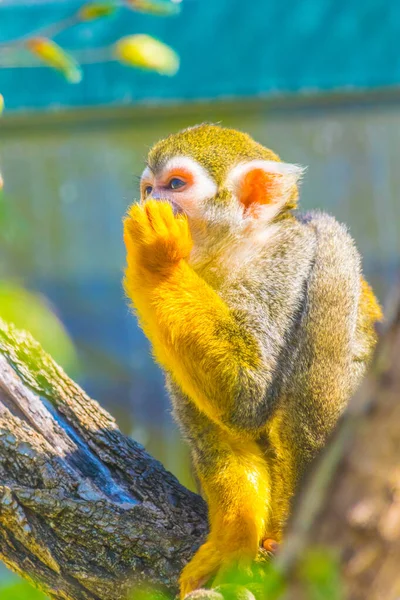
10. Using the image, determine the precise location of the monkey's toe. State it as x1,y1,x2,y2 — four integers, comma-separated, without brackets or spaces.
262,538,279,554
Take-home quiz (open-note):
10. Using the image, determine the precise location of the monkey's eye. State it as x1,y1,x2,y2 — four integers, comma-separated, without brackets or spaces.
144,185,153,197
168,178,186,190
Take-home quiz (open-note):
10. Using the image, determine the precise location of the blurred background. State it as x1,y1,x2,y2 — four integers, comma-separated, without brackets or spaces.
0,0,400,592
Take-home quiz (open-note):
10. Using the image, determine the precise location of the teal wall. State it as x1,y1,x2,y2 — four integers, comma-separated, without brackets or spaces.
1,0,400,113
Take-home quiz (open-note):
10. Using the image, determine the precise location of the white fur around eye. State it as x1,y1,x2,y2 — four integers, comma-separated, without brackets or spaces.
162,156,217,204
140,166,155,196
141,166,154,182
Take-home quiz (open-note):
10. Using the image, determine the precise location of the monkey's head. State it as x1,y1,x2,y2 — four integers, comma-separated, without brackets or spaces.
141,124,304,270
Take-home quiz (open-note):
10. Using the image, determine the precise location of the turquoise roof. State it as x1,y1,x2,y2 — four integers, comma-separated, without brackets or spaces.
1,0,400,113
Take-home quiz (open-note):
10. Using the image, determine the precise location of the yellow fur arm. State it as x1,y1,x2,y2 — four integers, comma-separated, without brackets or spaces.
124,200,261,426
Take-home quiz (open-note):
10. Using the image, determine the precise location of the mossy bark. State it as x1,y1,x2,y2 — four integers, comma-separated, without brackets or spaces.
0,318,207,599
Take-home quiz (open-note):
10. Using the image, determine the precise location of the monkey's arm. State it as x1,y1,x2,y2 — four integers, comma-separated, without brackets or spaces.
124,201,275,430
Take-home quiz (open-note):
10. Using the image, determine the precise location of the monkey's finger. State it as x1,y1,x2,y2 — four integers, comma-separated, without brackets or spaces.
175,217,193,258
127,202,146,222
123,222,139,265
144,201,168,236
123,217,141,247
156,200,180,229
143,199,175,236
175,213,192,238
125,204,151,242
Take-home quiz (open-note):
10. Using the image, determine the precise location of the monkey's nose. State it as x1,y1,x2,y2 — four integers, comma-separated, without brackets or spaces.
150,191,164,200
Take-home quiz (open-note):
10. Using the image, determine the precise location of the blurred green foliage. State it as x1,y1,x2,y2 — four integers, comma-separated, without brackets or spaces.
0,184,26,250
0,187,78,376
299,548,344,600
0,580,47,599
0,280,78,375
127,547,343,600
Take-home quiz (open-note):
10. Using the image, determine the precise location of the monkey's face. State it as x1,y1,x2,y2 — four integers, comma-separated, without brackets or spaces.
140,124,304,270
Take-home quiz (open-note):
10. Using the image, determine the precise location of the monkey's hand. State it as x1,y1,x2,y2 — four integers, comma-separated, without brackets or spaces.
124,200,193,276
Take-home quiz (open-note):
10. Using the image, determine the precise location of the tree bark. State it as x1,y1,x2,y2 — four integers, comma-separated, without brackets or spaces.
0,317,207,600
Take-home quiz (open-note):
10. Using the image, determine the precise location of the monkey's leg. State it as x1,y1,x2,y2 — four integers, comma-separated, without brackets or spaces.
179,437,272,598
262,412,299,543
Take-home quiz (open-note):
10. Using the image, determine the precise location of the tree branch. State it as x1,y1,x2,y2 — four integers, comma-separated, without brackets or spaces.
0,318,207,599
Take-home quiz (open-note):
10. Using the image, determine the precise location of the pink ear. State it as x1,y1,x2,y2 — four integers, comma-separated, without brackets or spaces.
227,160,305,215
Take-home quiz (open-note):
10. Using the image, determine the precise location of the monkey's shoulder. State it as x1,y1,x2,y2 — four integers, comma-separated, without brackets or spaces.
295,209,361,266
294,210,362,307
295,210,357,248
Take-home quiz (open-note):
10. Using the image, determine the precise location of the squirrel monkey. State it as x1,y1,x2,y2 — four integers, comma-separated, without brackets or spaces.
123,124,382,597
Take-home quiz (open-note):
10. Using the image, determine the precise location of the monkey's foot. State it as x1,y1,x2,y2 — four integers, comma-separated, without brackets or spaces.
262,538,279,554
181,543,271,599
180,542,223,599
180,537,277,599
211,552,254,588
